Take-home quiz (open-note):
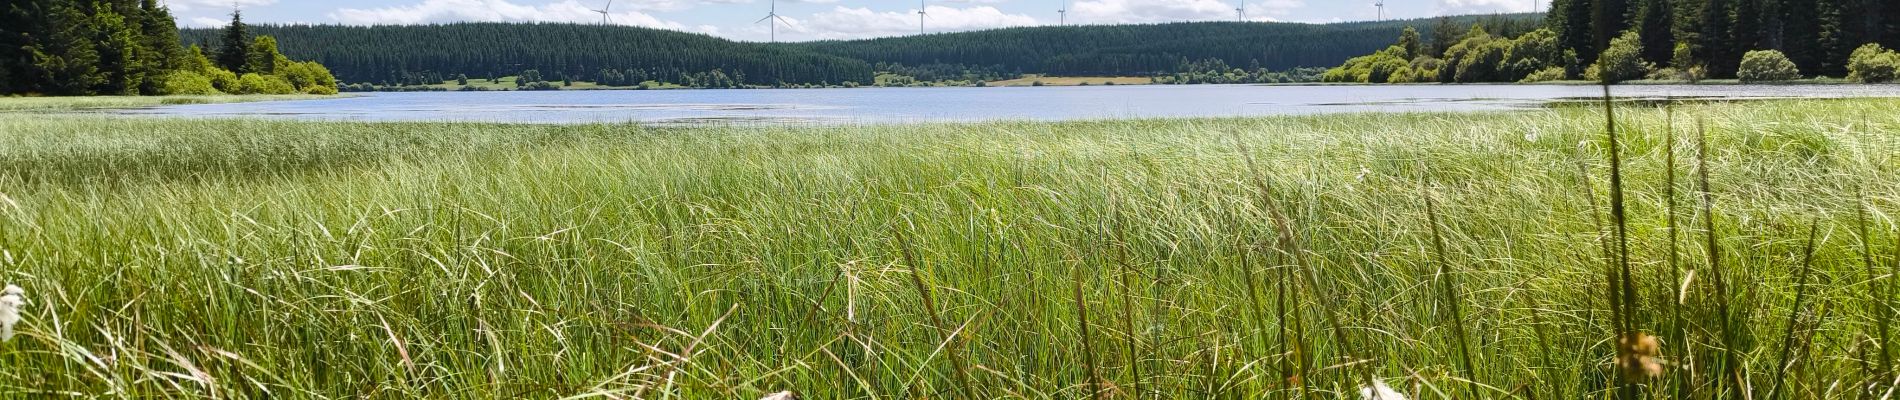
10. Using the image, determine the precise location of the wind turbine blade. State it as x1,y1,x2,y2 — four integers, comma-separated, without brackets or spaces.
604,0,612,11
757,15,773,23
774,15,792,25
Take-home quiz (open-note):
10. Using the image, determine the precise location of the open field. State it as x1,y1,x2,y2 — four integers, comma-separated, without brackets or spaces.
0,99,1897,398
0,95,336,112
987,75,1155,87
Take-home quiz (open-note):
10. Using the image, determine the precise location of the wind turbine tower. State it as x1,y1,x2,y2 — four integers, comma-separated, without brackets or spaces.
918,0,928,34
1375,0,1386,21
757,0,790,42
1236,2,1246,21
592,0,612,25
1058,0,1067,26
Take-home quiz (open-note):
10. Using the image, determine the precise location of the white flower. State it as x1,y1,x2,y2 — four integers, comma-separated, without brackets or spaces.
1360,379,1406,400
759,391,798,400
0,284,24,342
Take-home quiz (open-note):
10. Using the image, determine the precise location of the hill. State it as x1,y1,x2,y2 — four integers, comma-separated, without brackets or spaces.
182,15,1541,87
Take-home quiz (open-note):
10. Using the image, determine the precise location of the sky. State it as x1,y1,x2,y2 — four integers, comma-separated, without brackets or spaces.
165,0,1548,42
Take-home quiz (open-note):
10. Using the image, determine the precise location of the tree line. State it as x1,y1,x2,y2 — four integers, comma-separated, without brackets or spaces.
171,16,1541,90
182,23,878,88
1325,0,1900,83
1,1,336,95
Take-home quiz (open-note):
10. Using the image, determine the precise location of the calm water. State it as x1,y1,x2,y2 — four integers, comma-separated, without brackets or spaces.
109,84,1900,124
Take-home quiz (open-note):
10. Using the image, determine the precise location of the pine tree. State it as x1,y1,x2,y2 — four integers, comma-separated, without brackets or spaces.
34,1,103,94
91,0,143,94
1699,0,1737,75
1639,0,1676,64
1776,0,1822,73
1560,0,1599,55
1594,0,1635,51
217,10,250,73
137,0,184,94
1818,0,1860,75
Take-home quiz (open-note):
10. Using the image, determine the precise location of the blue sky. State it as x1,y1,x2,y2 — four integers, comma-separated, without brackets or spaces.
167,0,1546,42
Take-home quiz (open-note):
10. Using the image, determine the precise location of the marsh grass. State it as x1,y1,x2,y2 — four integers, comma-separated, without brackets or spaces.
0,99,1897,398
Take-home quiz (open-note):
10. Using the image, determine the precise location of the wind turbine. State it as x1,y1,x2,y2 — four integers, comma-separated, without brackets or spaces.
1057,0,1067,26
592,0,612,25
1375,0,1386,21
917,0,928,35
1236,1,1246,22
757,0,790,42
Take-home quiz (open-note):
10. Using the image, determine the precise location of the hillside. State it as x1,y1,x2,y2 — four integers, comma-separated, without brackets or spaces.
796,14,1541,77
182,15,1541,87
183,23,876,86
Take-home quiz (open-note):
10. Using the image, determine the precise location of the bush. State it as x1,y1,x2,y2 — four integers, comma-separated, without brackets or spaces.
158,71,221,95
1849,43,1900,83
279,61,338,94
234,73,298,94
206,68,239,93
1590,31,1650,84
1519,67,1568,83
1737,50,1802,82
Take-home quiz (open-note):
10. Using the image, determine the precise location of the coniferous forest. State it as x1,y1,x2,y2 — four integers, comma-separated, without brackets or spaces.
0,1,337,96
1325,0,1900,83
174,15,1539,89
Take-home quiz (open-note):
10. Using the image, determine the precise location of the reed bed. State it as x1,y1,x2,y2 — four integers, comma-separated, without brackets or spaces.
0,98,1895,399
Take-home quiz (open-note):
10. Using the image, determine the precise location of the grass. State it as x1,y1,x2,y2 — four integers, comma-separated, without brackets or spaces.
987,75,1154,87
0,98,1897,398
0,95,335,112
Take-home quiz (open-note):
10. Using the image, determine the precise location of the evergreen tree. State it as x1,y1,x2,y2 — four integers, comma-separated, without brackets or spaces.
33,1,104,94
1593,0,1635,51
216,10,250,73
1818,0,1860,75
1699,0,1736,75
1639,0,1676,64
1776,0,1822,72
1397,27,1423,58
136,0,184,94
91,0,144,95
1555,0,1599,56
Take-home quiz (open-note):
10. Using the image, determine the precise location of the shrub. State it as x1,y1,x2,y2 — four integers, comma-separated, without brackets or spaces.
206,68,239,93
278,61,338,93
1737,50,1802,82
1519,67,1568,83
234,73,298,94
1590,31,1650,84
158,71,221,95
1848,43,1900,83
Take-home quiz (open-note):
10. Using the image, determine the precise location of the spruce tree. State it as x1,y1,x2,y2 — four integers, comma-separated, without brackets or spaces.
1777,0,1822,73
1639,0,1676,64
217,10,250,73
1700,0,1736,75
137,0,184,93
36,1,103,94
1818,0,1859,75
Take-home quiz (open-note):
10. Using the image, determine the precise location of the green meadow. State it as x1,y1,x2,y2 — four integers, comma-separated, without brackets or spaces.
0,99,1896,398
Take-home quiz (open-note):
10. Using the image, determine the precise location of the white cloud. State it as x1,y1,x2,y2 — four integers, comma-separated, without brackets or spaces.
162,0,276,12
184,16,227,27
1070,0,1238,24
1439,0,1537,14
785,5,1039,40
329,0,696,31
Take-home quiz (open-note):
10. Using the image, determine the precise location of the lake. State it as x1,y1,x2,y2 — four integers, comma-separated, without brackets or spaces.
108,84,1900,125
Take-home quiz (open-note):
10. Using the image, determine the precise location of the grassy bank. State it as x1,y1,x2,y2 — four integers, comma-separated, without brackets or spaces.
0,100,1896,398
0,95,339,112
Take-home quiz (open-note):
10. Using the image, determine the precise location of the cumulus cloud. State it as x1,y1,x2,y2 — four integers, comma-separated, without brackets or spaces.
1070,0,1238,24
781,5,1039,40
329,0,695,31
1439,0,1537,14
163,0,276,12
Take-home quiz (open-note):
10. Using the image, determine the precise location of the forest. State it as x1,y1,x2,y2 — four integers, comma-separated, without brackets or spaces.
1325,0,1900,83
178,15,1537,89
0,0,336,96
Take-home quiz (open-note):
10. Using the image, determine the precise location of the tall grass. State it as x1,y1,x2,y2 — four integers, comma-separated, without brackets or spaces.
0,98,1896,398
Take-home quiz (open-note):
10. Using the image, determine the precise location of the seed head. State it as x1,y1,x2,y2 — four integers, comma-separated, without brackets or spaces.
1359,379,1406,400
1617,332,1664,381
0,283,24,342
